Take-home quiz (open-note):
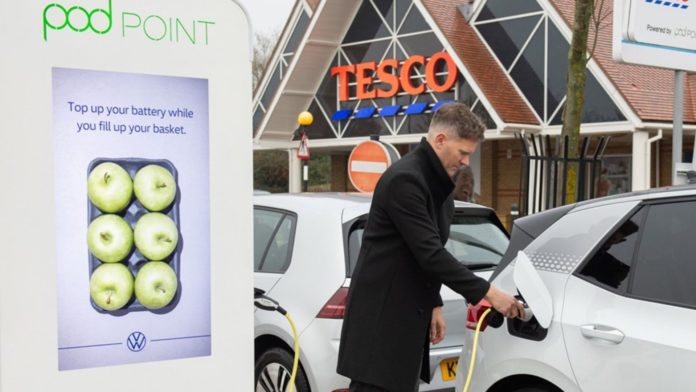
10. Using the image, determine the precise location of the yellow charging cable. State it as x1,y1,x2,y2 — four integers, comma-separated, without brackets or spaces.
462,308,491,392
284,312,300,392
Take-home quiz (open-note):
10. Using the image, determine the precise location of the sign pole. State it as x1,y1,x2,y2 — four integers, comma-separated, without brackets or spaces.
673,70,685,185
296,111,313,192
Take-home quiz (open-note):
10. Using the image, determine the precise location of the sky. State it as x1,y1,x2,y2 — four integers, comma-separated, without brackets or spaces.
237,0,296,37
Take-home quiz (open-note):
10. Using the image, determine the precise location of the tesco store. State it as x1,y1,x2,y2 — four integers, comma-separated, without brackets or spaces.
252,0,696,225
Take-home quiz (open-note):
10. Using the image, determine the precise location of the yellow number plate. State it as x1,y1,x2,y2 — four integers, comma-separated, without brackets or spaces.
440,357,459,381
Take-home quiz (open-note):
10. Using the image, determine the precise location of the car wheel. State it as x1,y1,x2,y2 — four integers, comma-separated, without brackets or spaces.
255,347,310,392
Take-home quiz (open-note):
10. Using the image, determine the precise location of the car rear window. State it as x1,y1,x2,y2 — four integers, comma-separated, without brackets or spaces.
345,210,508,277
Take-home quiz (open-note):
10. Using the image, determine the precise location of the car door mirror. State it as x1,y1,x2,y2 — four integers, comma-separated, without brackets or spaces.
513,251,553,328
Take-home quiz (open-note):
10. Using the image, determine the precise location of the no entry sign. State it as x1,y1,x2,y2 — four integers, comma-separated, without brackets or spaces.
348,140,400,193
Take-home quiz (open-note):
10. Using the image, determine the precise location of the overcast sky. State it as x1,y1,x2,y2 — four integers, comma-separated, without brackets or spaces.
237,0,295,36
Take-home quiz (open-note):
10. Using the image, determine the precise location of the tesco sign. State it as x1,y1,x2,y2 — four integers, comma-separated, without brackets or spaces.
330,52,458,101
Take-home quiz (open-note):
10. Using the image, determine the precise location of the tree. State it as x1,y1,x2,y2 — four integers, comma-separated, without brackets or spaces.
560,0,611,203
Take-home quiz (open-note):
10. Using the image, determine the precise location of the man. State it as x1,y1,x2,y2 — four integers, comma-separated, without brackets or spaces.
337,103,523,392
453,165,476,202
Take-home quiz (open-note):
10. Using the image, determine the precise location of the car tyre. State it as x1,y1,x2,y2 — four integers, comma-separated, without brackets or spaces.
510,387,555,392
255,347,310,392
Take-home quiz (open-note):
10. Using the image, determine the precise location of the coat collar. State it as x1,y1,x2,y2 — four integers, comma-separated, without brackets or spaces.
416,137,454,202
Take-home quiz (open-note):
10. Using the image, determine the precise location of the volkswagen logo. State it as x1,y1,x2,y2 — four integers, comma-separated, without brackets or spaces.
127,331,147,352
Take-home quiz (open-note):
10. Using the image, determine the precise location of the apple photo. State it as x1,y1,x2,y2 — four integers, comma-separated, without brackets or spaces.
134,212,179,261
135,261,178,310
87,214,134,263
134,164,177,212
90,263,134,311
87,162,133,213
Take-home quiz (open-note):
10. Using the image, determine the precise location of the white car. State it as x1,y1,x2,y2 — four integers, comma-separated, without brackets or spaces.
456,186,696,392
253,193,509,392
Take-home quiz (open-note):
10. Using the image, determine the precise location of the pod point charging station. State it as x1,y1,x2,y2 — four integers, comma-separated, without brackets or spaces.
0,1,253,390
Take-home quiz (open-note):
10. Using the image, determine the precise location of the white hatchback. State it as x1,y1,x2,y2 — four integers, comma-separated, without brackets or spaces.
456,186,696,392
253,193,509,392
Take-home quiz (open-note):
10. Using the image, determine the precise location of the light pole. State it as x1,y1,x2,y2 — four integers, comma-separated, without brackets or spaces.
297,111,313,192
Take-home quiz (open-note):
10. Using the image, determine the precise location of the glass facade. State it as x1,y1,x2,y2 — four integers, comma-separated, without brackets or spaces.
473,0,626,124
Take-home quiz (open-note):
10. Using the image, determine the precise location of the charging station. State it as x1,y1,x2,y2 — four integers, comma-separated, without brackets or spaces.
0,0,252,390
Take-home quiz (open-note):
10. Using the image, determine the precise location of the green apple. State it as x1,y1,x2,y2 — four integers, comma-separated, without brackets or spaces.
90,263,134,311
134,261,178,310
88,162,133,213
87,214,133,263
134,212,178,260
133,164,176,211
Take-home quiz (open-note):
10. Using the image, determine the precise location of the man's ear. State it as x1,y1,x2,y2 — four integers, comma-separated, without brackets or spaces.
433,132,447,148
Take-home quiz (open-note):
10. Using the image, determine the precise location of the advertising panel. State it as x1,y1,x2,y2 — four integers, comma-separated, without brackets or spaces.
0,0,252,390
614,0,696,71
53,68,211,370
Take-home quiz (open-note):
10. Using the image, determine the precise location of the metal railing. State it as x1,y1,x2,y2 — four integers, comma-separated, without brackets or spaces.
516,133,610,216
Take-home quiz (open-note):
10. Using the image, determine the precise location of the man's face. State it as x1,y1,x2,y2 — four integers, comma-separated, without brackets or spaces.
431,131,479,178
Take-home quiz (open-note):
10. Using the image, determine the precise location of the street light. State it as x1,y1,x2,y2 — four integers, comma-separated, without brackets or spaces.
297,111,313,192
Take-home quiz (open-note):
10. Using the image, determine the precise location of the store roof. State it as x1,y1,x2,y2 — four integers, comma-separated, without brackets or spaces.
421,0,539,125
548,0,696,124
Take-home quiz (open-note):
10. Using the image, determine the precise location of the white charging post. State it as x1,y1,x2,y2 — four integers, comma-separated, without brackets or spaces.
0,1,252,390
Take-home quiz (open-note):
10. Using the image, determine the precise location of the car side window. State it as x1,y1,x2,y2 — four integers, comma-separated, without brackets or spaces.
578,208,645,292
631,201,696,308
254,208,296,273
445,215,508,269
261,214,296,273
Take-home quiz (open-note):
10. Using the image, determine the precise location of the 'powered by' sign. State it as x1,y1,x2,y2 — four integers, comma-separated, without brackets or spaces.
624,0,696,52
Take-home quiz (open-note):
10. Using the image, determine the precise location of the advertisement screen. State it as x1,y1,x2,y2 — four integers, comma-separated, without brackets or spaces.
53,67,211,370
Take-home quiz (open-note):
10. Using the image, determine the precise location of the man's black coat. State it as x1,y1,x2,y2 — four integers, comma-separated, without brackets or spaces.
337,138,491,391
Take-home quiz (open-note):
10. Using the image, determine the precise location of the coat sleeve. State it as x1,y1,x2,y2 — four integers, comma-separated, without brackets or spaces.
383,174,490,305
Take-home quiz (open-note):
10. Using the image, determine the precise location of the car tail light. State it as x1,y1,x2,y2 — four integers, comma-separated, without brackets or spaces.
317,287,349,319
466,299,493,332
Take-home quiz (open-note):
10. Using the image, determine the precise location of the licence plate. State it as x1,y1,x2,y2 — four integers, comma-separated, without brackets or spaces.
440,357,458,381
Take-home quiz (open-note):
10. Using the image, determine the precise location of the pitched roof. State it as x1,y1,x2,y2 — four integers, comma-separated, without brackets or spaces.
548,0,696,124
421,0,540,125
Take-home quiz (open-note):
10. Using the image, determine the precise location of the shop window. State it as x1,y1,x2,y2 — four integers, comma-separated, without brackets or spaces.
399,3,430,34
304,100,337,140
582,73,626,123
373,0,395,30
476,15,542,70
547,22,570,119
343,1,391,43
395,0,411,30
316,55,338,118
476,0,542,22
253,106,265,137
260,64,281,110
471,102,497,130
342,39,391,65
342,117,391,138
284,11,310,55
458,77,478,108
632,202,696,308
550,106,564,125
398,33,442,59
398,113,432,135
510,22,545,118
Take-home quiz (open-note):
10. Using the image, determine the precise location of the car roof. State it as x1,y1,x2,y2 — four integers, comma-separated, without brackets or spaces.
572,184,696,212
253,192,372,211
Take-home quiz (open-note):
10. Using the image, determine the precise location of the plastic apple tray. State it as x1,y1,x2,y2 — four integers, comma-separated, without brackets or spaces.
87,157,181,314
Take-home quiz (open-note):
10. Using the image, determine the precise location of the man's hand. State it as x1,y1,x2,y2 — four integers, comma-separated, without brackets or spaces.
430,306,446,344
484,286,525,319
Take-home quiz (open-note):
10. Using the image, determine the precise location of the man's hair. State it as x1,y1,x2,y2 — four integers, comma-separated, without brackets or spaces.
428,102,486,141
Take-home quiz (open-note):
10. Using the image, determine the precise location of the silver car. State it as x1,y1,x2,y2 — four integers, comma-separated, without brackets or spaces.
254,193,509,392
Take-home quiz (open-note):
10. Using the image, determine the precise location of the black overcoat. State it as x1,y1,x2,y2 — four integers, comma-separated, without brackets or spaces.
337,138,491,392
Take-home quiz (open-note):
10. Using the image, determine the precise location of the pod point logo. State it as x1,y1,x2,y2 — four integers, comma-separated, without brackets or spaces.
127,331,147,352
41,0,215,44
43,0,113,41
645,0,689,9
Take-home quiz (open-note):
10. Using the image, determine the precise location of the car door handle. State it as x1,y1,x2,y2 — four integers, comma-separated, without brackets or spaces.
580,324,625,344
